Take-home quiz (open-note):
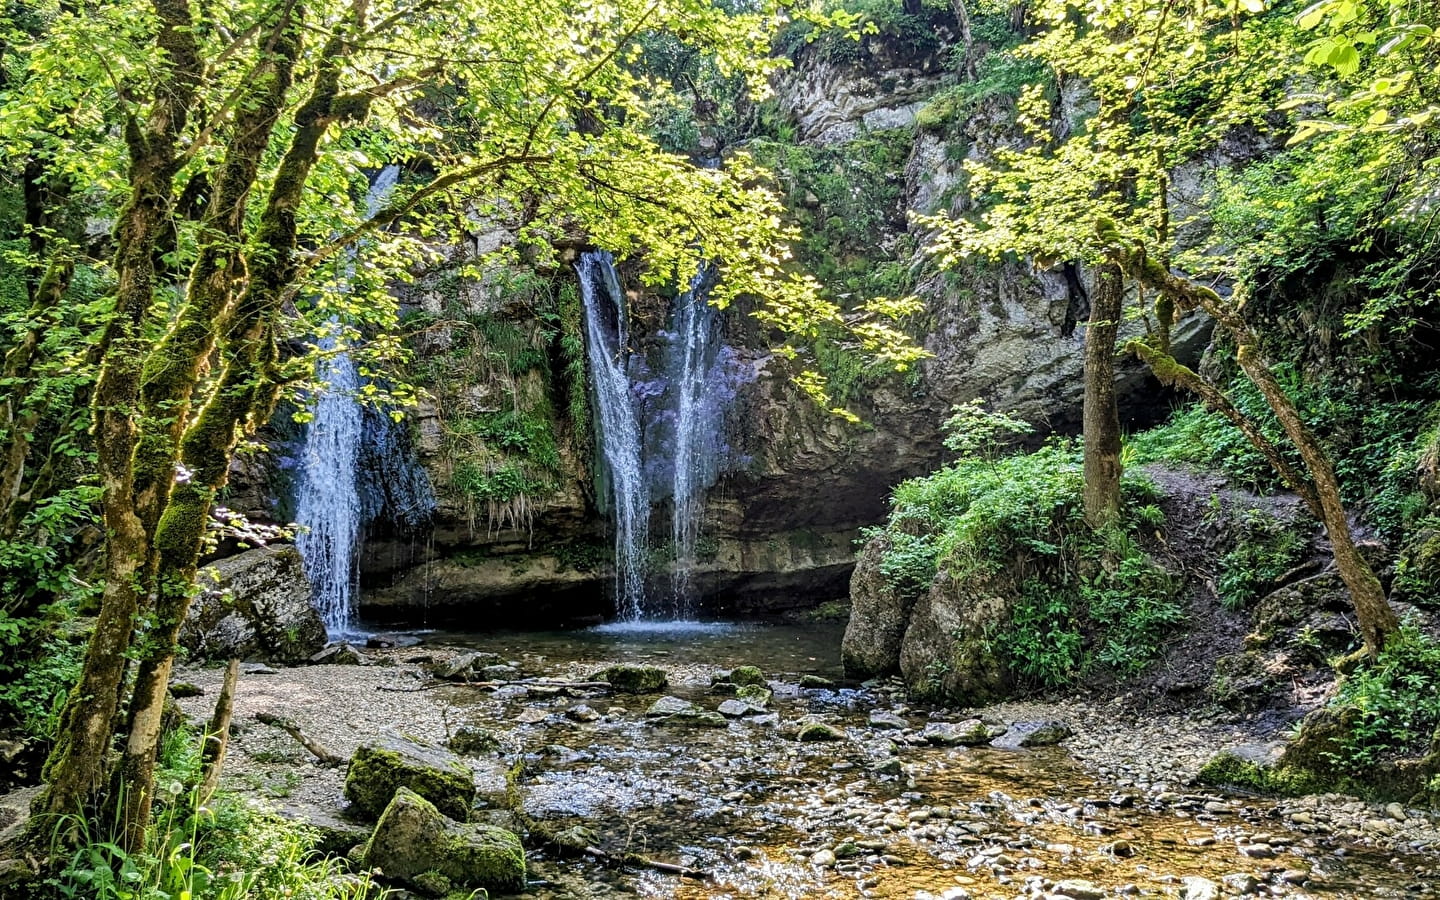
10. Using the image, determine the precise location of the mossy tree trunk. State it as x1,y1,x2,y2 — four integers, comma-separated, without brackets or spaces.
1082,262,1123,529
1100,222,1399,655
112,4,306,848
37,0,203,830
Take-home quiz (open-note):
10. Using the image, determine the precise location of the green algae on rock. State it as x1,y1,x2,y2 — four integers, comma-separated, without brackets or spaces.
362,787,526,894
592,664,668,694
344,733,476,821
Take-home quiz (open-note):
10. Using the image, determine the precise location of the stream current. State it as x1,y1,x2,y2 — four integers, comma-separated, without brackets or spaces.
415,621,1436,899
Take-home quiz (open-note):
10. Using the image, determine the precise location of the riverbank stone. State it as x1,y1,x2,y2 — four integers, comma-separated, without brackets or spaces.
736,684,772,707
362,787,525,894
593,664,668,693
344,732,475,821
727,666,767,687
448,726,503,756
923,719,995,747
797,721,846,742
990,720,1072,749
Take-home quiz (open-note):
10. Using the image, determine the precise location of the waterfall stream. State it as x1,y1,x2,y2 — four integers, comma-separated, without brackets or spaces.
295,165,434,637
578,252,650,620
578,252,739,621
660,267,725,615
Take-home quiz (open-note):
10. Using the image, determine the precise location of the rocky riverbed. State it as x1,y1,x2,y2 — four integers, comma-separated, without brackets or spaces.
171,622,1440,898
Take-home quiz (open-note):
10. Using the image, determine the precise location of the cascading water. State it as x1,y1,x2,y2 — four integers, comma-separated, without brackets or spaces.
295,165,432,637
577,252,650,620
660,268,726,615
294,344,364,635
579,252,747,621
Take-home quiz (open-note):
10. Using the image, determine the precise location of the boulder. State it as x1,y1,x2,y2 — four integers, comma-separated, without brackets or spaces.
344,732,475,821
868,710,909,730
362,787,525,894
309,642,364,665
727,666,767,687
797,721,846,742
990,720,1071,749
799,674,836,689
449,725,506,754
899,568,1015,704
645,696,698,718
593,664,668,694
644,696,726,727
654,710,728,728
922,719,994,747
437,652,505,681
180,546,327,663
735,684,772,707
274,801,371,856
842,536,920,678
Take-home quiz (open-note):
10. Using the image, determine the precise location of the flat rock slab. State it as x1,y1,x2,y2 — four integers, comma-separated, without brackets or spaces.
923,719,996,747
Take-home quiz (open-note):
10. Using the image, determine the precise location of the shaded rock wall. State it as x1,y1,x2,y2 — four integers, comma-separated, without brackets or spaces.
338,23,1205,625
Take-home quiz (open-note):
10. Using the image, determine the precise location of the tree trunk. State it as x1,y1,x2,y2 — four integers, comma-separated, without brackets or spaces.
1100,222,1400,654
36,0,203,831
116,5,368,845
950,0,978,80
1234,344,1398,654
198,659,240,805
1082,263,1123,529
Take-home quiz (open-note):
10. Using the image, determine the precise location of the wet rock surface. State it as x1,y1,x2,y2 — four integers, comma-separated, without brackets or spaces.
171,622,1440,899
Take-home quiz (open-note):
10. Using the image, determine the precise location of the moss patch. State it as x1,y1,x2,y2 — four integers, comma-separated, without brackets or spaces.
592,664,668,694
344,735,476,822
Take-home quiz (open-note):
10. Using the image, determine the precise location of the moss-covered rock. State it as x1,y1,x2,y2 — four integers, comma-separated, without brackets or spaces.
797,721,845,742
735,684,772,707
344,733,476,822
448,726,503,756
362,787,526,895
592,664,668,694
1196,743,1319,796
727,666,766,687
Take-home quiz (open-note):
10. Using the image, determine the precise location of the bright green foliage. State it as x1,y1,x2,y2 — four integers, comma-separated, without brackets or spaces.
748,128,926,407
41,728,372,899
871,442,1182,687
1214,507,1311,611
941,399,1034,460
1331,623,1440,766
1131,383,1438,539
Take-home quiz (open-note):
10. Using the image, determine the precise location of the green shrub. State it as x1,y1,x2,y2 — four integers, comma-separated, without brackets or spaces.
872,440,1183,687
39,727,373,900
1214,506,1311,610
1330,624,1440,767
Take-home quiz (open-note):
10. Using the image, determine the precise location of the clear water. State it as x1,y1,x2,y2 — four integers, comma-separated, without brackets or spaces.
418,622,1438,900
578,252,650,620
436,619,845,678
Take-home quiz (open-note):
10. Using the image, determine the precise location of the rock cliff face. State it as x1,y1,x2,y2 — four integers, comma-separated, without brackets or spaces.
335,23,1206,625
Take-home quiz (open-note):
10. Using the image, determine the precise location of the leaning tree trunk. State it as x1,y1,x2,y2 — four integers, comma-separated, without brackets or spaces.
1098,220,1400,655
116,8,370,845
1233,344,1398,654
1082,262,1123,529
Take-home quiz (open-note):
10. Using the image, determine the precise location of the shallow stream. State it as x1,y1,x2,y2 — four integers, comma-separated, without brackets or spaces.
416,620,1437,899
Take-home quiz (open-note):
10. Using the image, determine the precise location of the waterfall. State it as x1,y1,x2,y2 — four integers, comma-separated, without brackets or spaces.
294,345,364,635
663,268,724,614
578,252,746,621
295,165,423,637
578,251,650,620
